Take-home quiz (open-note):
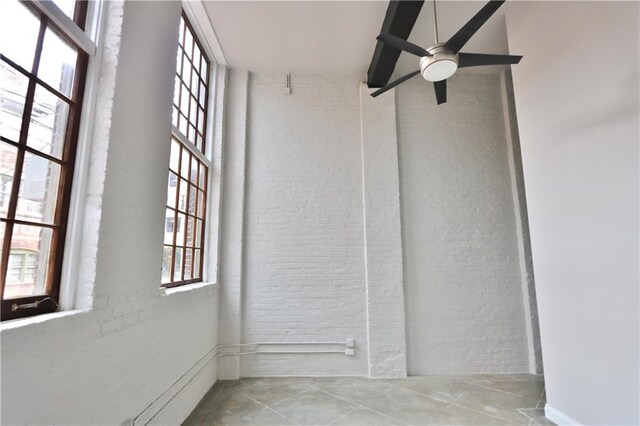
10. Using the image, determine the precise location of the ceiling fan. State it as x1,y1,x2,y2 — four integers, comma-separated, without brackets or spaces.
371,0,522,104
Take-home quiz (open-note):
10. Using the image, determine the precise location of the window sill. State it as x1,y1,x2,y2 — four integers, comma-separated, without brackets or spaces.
159,281,217,296
0,308,90,332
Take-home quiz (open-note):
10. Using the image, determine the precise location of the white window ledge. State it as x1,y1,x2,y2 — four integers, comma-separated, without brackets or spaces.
0,308,91,332
159,281,217,296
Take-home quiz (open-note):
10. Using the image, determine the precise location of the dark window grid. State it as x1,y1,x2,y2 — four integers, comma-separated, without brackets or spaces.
180,153,191,281
176,13,210,153
163,174,206,284
177,48,207,89
172,108,206,153
174,68,206,140
164,144,207,287
163,13,209,289
183,13,209,83
1,55,75,107
0,2,89,321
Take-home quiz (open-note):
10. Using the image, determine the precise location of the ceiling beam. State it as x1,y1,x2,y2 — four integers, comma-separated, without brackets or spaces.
367,0,425,88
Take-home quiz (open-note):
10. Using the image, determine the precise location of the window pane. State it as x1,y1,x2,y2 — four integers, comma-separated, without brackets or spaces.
173,247,183,281
197,107,205,135
166,172,177,209
178,113,188,137
4,225,53,299
190,72,198,96
194,248,201,278
185,216,194,247
184,30,193,59
38,26,78,98
178,19,185,46
164,208,174,245
188,185,196,216
27,85,70,158
0,62,29,142
195,219,202,248
178,179,187,212
0,0,40,71
173,77,180,109
161,246,171,284
197,190,205,218
16,152,61,225
176,212,185,243
184,248,192,280
0,143,17,217
169,139,180,172
179,83,189,115
199,163,206,187
172,105,179,128
180,148,189,175
190,158,198,183
200,60,208,82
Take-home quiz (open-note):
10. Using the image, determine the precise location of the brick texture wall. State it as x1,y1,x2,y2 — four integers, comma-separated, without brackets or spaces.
240,74,368,377
397,74,530,374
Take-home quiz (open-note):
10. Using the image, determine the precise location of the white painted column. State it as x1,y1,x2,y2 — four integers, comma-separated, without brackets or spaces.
359,83,407,378
217,70,249,379
500,70,543,375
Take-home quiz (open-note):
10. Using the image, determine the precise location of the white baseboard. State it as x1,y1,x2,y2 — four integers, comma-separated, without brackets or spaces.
545,403,581,425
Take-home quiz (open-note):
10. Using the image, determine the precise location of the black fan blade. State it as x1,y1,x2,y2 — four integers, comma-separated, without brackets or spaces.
458,53,522,68
371,70,421,97
377,33,429,57
434,80,447,105
445,0,506,53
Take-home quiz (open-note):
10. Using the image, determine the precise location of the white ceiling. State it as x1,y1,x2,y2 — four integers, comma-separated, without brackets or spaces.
202,1,511,77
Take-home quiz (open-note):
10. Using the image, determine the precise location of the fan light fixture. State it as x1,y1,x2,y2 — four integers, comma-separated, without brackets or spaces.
420,49,458,82
370,0,523,105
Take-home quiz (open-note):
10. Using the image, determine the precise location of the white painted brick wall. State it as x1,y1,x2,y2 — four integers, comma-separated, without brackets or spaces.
397,75,530,374
1,2,218,424
240,74,368,377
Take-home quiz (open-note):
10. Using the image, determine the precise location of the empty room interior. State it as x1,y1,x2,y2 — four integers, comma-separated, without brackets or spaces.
0,0,638,425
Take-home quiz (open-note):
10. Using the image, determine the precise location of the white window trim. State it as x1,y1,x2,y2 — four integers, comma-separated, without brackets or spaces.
181,1,227,68
29,0,96,55
57,0,108,311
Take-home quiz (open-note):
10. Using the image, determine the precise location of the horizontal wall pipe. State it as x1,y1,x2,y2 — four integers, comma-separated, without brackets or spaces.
215,341,345,349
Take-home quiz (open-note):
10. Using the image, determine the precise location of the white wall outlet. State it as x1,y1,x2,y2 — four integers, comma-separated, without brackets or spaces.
346,338,355,348
283,87,291,95
345,348,355,356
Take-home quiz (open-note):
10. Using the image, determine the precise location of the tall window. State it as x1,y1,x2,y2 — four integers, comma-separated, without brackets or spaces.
0,0,89,320
161,13,210,288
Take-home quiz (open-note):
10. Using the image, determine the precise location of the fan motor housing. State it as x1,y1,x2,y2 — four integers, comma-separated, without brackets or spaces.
420,45,459,82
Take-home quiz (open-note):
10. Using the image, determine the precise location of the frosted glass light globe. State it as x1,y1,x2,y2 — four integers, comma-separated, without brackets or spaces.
422,59,457,81
420,51,459,82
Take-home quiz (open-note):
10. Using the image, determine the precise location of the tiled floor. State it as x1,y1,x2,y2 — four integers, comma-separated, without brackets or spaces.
183,374,554,426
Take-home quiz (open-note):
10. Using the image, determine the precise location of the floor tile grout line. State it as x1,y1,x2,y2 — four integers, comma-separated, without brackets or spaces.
233,388,302,425
445,397,526,425
464,380,546,400
306,384,409,425
326,405,361,425
263,405,302,426
382,379,461,409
